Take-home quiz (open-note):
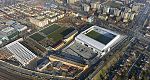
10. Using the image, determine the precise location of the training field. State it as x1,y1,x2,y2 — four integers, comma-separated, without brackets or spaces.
40,24,61,35
30,33,45,42
29,24,76,48
47,27,75,44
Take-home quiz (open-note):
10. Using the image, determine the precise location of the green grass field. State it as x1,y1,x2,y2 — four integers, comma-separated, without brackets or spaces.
60,27,75,36
86,30,113,45
32,24,76,47
30,33,45,41
40,24,61,35
47,27,67,43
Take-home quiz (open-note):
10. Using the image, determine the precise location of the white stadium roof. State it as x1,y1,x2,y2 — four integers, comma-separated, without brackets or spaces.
5,41,37,66
75,26,125,52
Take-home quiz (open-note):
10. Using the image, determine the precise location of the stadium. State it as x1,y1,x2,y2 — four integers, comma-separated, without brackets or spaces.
75,25,126,56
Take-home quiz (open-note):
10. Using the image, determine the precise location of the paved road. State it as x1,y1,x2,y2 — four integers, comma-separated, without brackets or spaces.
132,4,150,42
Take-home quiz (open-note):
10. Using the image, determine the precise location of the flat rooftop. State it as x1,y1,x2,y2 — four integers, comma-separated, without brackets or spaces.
5,40,37,66
63,41,99,65
64,42,98,60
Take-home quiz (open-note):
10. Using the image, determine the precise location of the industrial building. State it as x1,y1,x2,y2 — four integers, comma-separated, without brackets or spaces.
37,58,51,71
0,20,27,46
63,41,99,65
0,48,13,60
5,39,37,66
49,55,88,70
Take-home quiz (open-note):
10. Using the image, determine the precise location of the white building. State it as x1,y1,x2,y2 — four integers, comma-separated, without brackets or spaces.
13,23,27,32
129,13,135,20
75,26,126,56
90,2,100,9
88,16,94,23
103,6,110,14
5,40,37,66
83,4,90,12
5,20,27,32
132,5,140,12
67,0,79,4
91,2,97,9
29,16,49,27
1,27,15,34
114,8,121,16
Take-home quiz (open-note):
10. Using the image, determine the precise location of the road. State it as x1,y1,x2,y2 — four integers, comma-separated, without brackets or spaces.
132,4,150,43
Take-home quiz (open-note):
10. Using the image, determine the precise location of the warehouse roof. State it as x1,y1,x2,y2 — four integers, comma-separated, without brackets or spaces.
5,41,37,66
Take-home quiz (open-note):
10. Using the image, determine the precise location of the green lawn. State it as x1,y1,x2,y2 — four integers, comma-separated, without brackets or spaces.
47,27,75,44
30,33,45,41
47,27,67,43
86,30,114,45
40,24,61,35
40,24,75,46
48,34,63,43
60,27,75,36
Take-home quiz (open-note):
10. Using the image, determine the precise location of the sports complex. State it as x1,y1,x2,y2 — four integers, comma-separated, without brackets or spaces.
75,25,126,56
29,24,78,50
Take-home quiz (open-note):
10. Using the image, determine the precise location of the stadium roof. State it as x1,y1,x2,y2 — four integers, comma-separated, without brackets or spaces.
75,26,125,51
5,41,37,66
